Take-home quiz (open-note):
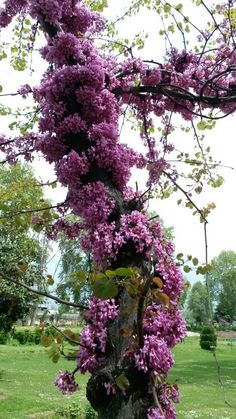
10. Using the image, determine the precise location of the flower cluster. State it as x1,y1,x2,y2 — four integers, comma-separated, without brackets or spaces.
147,384,179,418
144,303,186,348
133,335,174,376
54,370,78,394
76,299,118,374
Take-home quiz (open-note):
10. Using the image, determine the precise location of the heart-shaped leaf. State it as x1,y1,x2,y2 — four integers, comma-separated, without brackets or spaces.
93,277,118,299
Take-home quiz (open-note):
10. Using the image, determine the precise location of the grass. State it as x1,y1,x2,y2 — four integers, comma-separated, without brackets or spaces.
0,337,236,418
0,344,88,419
170,337,236,418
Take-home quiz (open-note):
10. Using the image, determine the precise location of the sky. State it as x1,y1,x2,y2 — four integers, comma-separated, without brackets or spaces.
0,0,236,282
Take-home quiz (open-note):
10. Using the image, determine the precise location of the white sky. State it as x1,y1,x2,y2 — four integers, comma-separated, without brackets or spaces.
0,0,236,282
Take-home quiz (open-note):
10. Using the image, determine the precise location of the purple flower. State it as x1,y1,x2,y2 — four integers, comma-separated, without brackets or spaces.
54,371,78,394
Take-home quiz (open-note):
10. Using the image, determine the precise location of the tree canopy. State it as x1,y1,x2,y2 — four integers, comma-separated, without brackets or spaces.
0,163,51,331
210,250,236,323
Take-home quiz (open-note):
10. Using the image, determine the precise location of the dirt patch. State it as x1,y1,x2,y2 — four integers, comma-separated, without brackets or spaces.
217,331,236,339
0,393,6,400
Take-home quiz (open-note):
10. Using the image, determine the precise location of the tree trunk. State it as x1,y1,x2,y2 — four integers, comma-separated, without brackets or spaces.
87,289,150,419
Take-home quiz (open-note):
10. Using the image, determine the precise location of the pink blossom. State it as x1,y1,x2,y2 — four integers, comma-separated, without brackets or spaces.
54,370,78,394
133,336,174,376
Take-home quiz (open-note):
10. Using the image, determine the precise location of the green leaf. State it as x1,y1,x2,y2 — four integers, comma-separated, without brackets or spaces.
114,267,134,277
40,334,53,347
192,258,199,266
183,265,191,273
175,3,183,12
63,329,80,346
93,277,118,299
17,262,28,272
105,269,116,277
47,275,54,285
74,270,87,281
48,342,60,363
115,374,130,391
96,273,106,279
197,120,206,130
164,3,171,13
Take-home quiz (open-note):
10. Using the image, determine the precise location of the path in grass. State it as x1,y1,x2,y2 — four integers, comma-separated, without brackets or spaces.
0,337,236,418
170,337,236,419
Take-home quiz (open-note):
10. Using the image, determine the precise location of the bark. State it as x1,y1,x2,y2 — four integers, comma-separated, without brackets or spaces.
87,289,151,419
86,255,153,419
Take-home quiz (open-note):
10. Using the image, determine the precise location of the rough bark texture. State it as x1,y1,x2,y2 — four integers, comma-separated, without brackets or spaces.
87,289,150,419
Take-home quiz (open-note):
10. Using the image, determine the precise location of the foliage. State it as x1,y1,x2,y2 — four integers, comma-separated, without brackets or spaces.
56,401,97,419
0,228,42,332
0,163,48,231
200,326,217,351
210,251,236,323
187,281,211,325
0,330,10,344
56,233,92,312
11,327,41,345
0,163,52,332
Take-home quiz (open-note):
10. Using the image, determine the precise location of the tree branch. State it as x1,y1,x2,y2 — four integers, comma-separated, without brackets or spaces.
0,204,62,219
0,272,87,310
50,323,89,349
162,170,208,223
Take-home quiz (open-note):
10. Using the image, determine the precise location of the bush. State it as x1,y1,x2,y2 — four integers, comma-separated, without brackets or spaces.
200,326,217,351
11,327,41,345
0,330,9,344
55,402,97,418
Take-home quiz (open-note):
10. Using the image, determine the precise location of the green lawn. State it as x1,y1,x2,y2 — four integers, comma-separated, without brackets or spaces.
0,345,88,419
170,337,236,419
0,337,236,418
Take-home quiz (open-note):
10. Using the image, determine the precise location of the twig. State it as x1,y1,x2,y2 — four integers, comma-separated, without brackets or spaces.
50,323,89,349
162,170,208,223
212,347,233,407
0,272,88,310
0,204,62,219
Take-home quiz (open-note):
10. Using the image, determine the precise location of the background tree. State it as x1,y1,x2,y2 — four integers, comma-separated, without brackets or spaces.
0,163,52,331
209,250,236,323
187,281,211,326
56,233,92,314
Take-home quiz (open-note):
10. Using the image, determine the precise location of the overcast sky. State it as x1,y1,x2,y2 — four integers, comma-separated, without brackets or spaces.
0,0,236,281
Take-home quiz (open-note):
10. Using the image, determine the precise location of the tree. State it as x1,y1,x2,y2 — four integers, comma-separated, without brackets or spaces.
0,163,52,331
1,1,236,417
0,228,40,331
56,233,92,313
187,281,210,326
210,251,236,323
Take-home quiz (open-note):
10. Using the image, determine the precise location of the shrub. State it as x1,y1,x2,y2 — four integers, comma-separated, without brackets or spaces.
0,330,9,344
11,327,41,345
200,326,217,351
55,402,97,418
